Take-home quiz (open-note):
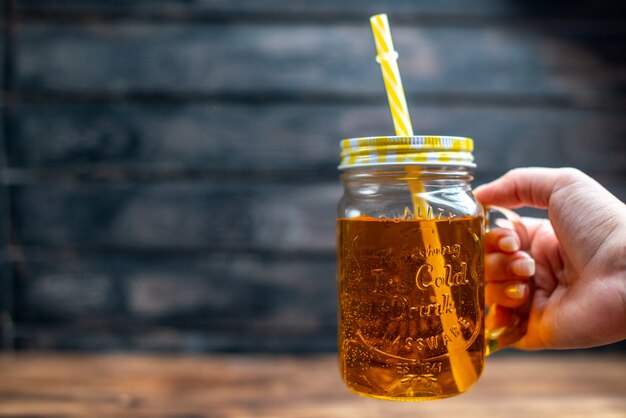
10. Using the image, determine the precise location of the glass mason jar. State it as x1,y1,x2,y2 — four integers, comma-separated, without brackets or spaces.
337,136,526,401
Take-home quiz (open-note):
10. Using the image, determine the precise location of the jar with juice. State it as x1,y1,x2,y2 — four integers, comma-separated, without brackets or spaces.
337,136,528,401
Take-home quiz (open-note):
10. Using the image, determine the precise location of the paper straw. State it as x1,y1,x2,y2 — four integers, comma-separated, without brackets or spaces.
370,14,413,137
370,13,477,392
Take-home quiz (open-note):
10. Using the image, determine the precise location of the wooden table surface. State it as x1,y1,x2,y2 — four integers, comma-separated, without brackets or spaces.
0,353,624,418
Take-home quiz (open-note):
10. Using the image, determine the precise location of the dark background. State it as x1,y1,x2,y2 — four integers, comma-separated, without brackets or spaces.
0,0,624,353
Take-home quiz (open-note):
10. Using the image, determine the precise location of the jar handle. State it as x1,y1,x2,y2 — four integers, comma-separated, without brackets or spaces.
484,206,533,355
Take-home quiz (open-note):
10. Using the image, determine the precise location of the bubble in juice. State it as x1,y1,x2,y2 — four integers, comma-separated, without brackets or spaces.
337,216,485,400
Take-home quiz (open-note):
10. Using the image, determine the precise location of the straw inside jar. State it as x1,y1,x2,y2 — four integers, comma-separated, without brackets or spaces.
370,13,477,392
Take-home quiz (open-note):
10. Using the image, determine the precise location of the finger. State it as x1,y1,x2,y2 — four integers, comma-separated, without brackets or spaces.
474,167,583,209
485,228,520,253
486,251,535,282
486,281,530,308
486,206,531,250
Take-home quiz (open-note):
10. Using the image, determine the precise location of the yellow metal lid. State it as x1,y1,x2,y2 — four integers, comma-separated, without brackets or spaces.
339,136,475,169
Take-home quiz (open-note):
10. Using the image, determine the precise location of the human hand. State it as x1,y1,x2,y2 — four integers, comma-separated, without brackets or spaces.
475,168,626,350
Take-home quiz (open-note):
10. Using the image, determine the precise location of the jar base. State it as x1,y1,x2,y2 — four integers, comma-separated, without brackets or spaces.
343,383,471,402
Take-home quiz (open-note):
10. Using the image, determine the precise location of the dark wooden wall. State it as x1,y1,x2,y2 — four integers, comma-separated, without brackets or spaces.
0,1,624,352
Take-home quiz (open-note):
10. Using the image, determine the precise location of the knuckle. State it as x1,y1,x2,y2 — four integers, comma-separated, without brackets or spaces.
557,167,586,183
505,167,526,178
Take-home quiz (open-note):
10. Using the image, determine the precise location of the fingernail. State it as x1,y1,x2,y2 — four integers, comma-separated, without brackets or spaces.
512,258,535,276
498,236,519,252
505,283,528,300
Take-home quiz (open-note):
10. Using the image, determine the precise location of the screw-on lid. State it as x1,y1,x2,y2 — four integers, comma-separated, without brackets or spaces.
339,136,475,169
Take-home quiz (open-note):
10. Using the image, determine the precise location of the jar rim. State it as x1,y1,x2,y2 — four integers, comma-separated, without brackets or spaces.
338,135,475,170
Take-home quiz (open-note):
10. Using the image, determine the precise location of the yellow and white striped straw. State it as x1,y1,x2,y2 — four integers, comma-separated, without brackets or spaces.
370,13,413,137
369,13,478,392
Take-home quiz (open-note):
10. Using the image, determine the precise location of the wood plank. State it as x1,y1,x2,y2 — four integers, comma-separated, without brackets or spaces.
8,103,626,172
14,23,626,100
12,182,342,250
14,322,338,352
8,0,534,19
0,354,625,417
13,0,626,20
11,177,625,250
13,252,337,328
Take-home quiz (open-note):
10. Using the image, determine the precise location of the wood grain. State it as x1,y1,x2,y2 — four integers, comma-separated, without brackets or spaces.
12,182,341,250
14,0,626,20
14,323,338,353
13,0,521,17
14,23,625,101
0,354,624,418
8,103,626,172
14,251,337,325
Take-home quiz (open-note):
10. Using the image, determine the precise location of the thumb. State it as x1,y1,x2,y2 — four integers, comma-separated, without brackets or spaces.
474,167,585,209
